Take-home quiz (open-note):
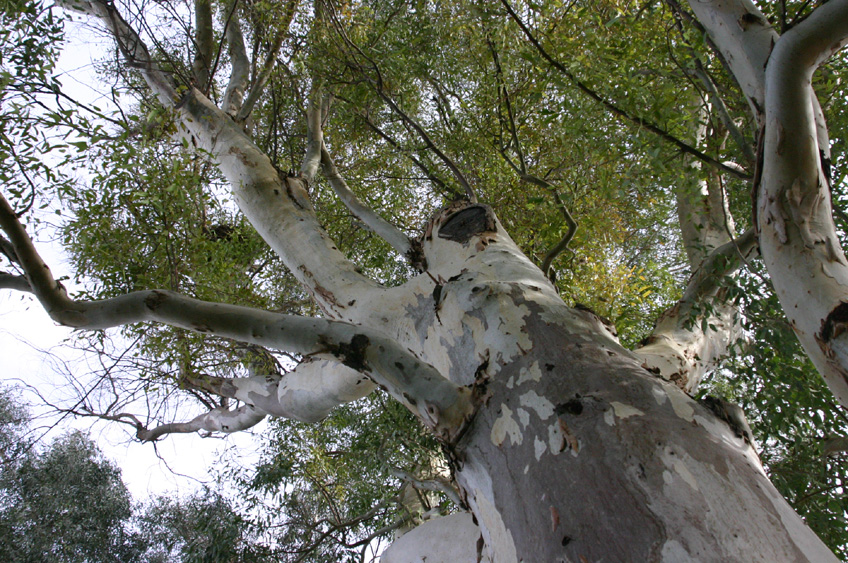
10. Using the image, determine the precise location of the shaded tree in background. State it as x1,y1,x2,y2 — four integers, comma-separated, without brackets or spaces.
2,0,848,560
0,387,142,562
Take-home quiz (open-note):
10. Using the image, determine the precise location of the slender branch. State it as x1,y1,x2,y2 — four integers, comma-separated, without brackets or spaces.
321,144,414,257
0,273,31,292
327,7,477,201
541,189,578,278
355,108,458,198
500,0,751,181
235,0,298,122
192,0,214,92
0,235,19,264
222,0,250,116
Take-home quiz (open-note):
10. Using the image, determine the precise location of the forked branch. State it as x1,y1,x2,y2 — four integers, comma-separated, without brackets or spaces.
0,191,473,441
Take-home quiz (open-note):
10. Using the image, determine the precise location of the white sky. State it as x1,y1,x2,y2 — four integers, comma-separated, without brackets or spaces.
0,11,265,502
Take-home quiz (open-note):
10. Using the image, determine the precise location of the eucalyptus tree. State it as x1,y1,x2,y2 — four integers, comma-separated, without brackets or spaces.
0,386,142,563
3,0,848,560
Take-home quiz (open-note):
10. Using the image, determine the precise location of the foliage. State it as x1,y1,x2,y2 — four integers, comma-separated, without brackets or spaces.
135,490,273,563
0,387,142,563
232,394,448,562
2,0,848,558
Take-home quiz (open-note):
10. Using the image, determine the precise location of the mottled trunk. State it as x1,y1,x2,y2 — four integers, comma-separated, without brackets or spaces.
382,204,835,562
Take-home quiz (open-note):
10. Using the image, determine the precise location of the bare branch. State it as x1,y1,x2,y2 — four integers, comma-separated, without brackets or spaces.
682,0,776,117
235,0,298,123
354,108,458,199
192,0,214,92
0,273,32,293
222,0,250,115
136,404,265,441
321,144,414,257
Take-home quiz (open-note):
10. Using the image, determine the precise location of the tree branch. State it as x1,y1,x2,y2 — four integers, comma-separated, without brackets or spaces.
0,191,473,440
683,0,776,117
60,0,383,316
756,0,848,406
235,0,298,123
222,0,250,116
184,358,377,423
136,404,265,441
192,0,214,92
635,229,758,391
327,7,477,201
59,0,179,105
354,108,458,199
0,273,32,292
321,144,414,258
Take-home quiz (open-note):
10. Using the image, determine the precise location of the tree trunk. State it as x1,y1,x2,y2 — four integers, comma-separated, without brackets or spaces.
381,203,836,562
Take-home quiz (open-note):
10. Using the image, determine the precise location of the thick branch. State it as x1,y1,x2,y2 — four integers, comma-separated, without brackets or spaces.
757,0,848,406
0,196,472,439
0,273,32,292
63,0,383,315
635,229,757,391
137,404,265,442
684,0,777,118
186,358,377,423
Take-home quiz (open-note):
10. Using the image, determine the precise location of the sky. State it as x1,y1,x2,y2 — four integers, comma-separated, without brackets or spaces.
0,10,265,502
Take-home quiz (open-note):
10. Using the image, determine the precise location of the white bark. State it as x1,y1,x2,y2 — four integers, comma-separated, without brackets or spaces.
757,0,848,405
214,359,376,423
685,0,776,115
221,0,250,117
137,404,264,442
381,513,485,563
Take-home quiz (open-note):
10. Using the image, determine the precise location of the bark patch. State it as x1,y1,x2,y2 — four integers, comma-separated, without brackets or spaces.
144,290,167,311
821,302,848,342
556,399,583,416
333,334,370,371
438,205,495,243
